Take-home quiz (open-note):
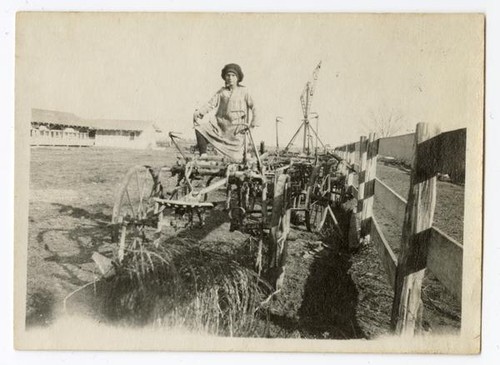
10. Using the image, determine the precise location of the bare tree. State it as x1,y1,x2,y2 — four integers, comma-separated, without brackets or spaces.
363,107,406,138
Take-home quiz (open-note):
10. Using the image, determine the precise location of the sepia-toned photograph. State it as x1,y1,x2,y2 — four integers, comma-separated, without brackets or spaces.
14,12,484,353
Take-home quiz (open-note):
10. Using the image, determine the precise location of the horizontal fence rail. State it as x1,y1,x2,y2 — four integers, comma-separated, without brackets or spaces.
371,216,397,290
374,178,407,223
427,227,463,300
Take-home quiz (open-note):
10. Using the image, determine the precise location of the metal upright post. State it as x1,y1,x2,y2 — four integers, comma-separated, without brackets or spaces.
275,117,281,154
302,119,308,154
315,115,319,154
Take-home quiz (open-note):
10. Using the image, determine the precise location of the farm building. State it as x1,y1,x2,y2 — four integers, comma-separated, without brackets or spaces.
31,108,163,149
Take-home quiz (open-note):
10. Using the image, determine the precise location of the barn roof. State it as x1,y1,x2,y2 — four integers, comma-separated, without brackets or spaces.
32,108,160,132
32,108,82,125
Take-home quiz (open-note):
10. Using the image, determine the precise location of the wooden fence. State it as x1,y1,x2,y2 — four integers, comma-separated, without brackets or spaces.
334,123,464,336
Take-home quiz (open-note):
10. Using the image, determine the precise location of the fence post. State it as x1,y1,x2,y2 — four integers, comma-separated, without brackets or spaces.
344,145,348,171
347,137,365,251
359,133,378,244
340,145,347,175
391,122,440,336
345,143,355,191
357,136,368,242
351,144,355,171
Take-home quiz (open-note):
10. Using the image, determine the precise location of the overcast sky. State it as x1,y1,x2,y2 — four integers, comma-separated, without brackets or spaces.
16,13,483,147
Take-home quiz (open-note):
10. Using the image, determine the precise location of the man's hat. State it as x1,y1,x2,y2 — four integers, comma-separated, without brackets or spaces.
221,63,244,82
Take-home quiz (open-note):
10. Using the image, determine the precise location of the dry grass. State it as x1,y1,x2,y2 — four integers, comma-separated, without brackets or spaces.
99,237,272,337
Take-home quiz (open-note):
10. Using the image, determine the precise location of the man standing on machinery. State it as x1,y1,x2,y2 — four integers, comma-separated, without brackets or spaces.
193,63,258,161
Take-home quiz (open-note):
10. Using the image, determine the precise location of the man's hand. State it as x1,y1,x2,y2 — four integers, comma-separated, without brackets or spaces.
234,124,250,135
193,111,203,126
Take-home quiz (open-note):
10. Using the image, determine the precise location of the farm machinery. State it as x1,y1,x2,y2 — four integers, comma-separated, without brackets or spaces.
109,62,349,290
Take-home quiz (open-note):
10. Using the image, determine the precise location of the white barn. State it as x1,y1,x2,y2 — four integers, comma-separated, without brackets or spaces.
31,109,162,149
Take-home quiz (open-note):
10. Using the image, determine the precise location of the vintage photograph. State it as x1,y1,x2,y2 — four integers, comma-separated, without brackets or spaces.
14,12,484,352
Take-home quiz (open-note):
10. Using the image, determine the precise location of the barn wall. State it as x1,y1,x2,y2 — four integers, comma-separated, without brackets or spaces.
94,129,156,149
30,125,94,147
135,125,159,149
30,118,161,149
94,130,130,148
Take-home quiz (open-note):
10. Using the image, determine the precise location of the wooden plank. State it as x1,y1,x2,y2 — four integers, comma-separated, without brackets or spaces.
392,122,440,336
345,146,355,189
371,217,397,289
350,186,358,197
415,132,443,183
374,178,407,226
427,227,463,300
153,198,214,208
439,128,466,184
357,136,368,206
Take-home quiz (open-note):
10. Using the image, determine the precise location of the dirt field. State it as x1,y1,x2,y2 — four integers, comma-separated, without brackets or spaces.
25,147,463,337
27,147,175,326
376,163,464,244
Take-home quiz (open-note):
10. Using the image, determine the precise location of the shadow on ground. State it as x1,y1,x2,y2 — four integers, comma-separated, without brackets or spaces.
26,203,114,328
265,206,366,339
296,244,365,339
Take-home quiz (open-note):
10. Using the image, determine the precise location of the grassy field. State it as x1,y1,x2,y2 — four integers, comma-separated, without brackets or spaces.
26,146,463,337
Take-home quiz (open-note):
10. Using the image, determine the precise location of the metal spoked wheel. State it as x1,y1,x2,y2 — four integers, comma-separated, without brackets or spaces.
306,200,325,233
111,165,163,262
268,173,291,290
